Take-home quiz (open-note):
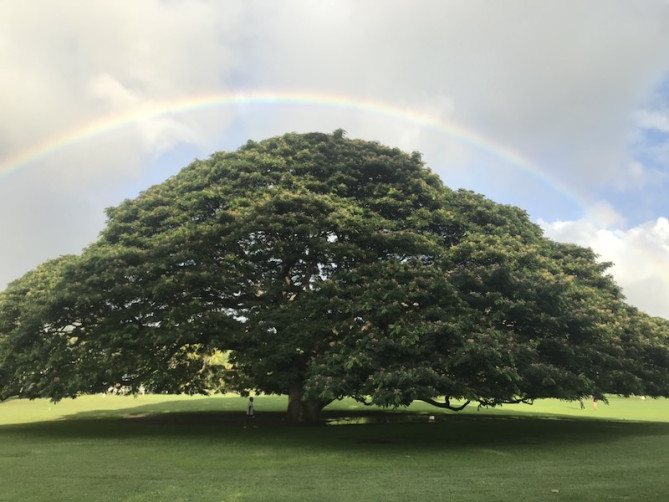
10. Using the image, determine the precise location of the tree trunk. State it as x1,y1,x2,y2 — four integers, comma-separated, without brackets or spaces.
287,381,324,425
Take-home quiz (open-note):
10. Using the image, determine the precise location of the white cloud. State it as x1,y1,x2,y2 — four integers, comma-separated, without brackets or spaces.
238,0,669,186
0,173,106,287
583,201,627,229
86,73,142,110
636,109,669,133
3,1,669,187
541,217,669,318
615,160,669,192
0,0,245,159
1,0,669,310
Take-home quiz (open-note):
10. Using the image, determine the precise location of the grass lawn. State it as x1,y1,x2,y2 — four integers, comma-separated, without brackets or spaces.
1,394,668,501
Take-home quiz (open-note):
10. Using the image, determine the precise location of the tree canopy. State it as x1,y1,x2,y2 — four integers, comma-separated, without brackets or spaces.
1,131,668,423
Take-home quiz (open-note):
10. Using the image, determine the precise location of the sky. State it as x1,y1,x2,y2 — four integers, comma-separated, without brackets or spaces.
1,0,669,318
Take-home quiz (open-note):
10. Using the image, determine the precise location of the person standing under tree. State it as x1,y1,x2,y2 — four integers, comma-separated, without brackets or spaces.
245,397,255,428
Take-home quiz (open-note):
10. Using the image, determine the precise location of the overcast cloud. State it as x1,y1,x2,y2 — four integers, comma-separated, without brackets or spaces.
1,0,669,318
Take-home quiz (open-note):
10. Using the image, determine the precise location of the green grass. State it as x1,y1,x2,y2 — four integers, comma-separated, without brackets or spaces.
1,395,668,501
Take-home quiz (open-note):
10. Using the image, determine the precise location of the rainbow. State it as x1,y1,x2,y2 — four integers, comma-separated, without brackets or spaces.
3,89,668,315
0,89,580,207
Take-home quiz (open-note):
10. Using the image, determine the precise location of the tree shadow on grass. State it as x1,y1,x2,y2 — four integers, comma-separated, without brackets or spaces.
2,399,668,453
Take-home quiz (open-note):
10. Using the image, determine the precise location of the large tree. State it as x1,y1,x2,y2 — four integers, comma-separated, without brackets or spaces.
1,131,667,423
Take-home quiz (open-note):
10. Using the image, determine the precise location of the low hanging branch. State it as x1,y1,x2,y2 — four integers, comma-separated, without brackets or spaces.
420,397,471,411
477,396,534,409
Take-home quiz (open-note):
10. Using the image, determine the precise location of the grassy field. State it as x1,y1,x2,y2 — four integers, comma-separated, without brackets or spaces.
1,394,667,501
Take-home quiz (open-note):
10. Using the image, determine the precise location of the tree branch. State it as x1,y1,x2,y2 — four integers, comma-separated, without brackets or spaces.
477,396,534,409
420,397,471,411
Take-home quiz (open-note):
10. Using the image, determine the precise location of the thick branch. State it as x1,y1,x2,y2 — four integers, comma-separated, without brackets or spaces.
477,397,534,408
420,397,471,412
